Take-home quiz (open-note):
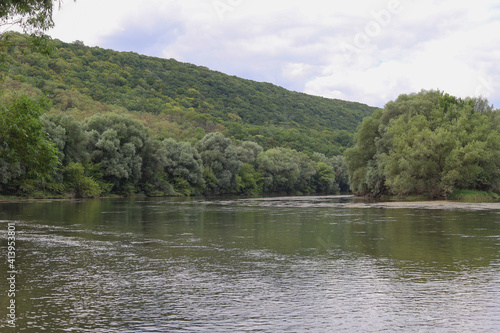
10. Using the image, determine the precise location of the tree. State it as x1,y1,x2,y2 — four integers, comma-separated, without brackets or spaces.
139,138,173,196
161,138,205,195
197,132,242,194
257,147,316,194
0,1,75,62
314,161,338,194
0,94,58,192
344,110,383,196
345,90,500,198
236,163,263,194
234,140,263,164
63,161,101,198
85,113,149,193
312,152,350,193
43,113,89,165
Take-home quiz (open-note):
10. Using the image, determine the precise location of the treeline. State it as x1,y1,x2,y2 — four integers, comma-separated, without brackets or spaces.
345,90,500,199
0,95,348,198
0,32,377,156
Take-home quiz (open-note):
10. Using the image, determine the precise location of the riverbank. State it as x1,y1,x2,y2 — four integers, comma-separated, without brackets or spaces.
0,193,144,202
2,193,500,210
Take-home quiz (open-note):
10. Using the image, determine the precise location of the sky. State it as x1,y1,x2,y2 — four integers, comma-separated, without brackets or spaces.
46,0,500,108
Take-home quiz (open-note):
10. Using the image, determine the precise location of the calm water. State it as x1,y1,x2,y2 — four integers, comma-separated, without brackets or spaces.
1,196,499,332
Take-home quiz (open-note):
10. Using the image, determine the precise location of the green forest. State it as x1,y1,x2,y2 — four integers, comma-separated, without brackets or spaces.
0,32,376,154
1,32,499,200
0,32,357,198
0,94,350,198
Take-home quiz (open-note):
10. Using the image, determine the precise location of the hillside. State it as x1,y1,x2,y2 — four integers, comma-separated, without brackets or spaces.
0,32,377,156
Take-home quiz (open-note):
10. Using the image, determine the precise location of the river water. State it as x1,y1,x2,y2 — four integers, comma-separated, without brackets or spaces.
1,196,499,332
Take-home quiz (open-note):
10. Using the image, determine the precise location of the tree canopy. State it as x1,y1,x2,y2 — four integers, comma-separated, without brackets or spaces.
0,93,351,198
0,32,377,157
345,90,500,198
0,94,58,193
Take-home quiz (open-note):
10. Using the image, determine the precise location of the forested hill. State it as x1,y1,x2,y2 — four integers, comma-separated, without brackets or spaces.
0,32,377,156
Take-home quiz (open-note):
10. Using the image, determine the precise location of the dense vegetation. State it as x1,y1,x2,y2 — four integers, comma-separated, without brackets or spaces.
345,90,500,199
1,32,376,156
3,31,498,200
0,96,349,197
0,32,372,198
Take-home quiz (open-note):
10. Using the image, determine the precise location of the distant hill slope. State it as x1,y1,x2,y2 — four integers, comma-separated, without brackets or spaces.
0,32,378,156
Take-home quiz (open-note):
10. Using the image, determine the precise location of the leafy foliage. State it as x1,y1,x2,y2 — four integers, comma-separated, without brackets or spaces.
197,132,242,194
1,32,376,157
85,113,149,193
1,0,58,33
0,94,58,192
257,148,317,194
0,33,370,198
63,162,101,198
345,90,500,198
0,1,65,76
160,138,205,195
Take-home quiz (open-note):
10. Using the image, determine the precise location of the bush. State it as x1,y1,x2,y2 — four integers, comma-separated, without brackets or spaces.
64,162,101,198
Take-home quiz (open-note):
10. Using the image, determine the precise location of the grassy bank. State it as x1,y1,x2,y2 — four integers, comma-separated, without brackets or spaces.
447,190,500,202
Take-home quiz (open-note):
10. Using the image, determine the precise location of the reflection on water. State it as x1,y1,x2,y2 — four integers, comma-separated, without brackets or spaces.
0,196,499,332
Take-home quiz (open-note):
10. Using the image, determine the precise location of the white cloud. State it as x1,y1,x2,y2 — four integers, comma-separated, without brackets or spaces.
48,0,500,108
50,0,139,45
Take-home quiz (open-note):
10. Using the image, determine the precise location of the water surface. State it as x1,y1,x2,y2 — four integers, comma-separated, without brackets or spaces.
1,196,499,332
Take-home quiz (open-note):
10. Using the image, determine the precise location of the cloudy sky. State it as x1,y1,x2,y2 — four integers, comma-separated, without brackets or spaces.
47,0,500,108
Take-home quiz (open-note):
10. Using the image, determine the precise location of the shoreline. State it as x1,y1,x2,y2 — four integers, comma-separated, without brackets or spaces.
183,195,500,210
1,194,500,210
345,200,500,210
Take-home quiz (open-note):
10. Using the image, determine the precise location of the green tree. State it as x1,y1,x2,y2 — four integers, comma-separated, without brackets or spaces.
161,138,205,195
139,138,173,196
345,90,500,198
313,161,338,194
312,152,350,193
344,111,383,196
234,140,263,164
43,113,89,165
197,132,242,194
85,113,149,193
0,1,73,62
0,94,58,193
256,147,316,194
236,162,263,194
63,162,101,198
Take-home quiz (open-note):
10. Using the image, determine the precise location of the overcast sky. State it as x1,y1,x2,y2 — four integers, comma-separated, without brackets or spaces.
47,0,500,108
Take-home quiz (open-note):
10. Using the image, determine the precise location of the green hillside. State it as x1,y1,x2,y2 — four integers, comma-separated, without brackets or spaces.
0,32,377,156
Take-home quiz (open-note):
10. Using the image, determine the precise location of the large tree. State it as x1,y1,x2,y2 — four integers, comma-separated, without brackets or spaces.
345,90,500,198
0,95,59,191
197,132,242,194
257,147,316,194
85,113,150,193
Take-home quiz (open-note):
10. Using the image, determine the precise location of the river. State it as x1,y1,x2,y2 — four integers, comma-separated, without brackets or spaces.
1,196,499,332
